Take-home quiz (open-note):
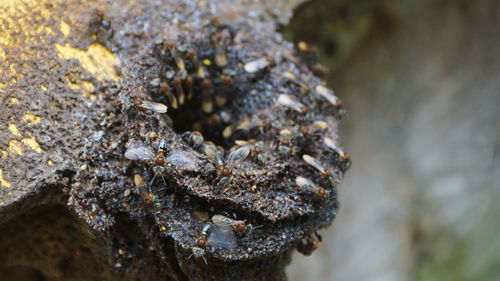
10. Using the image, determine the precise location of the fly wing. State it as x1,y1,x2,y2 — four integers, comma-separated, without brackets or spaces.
211,215,234,231
125,146,155,160
226,146,250,170
207,226,236,250
204,145,224,166
302,154,327,174
277,94,305,113
315,85,340,106
138,101,168,113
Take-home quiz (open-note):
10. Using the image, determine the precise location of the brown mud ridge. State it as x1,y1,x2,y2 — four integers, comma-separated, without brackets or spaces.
0,1,349,280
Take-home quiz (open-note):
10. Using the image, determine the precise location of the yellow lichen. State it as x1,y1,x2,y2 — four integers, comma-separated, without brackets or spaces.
8,124,22,136
55,43,120,82
1,150,7,159
60,21,71,37
47,160,54,165
8,140,24,155
203,59,212,66
21,113,41,124
66,76,96,98
21,137,43,153
0,169,11,188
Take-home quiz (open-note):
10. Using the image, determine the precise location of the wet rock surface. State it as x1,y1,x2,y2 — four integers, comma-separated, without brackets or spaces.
0,1,348,280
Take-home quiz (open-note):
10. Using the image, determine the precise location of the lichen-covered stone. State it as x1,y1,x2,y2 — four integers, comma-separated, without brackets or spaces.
0,1,348,280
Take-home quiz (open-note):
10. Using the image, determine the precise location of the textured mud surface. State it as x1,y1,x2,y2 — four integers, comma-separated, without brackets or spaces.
0,1,349,280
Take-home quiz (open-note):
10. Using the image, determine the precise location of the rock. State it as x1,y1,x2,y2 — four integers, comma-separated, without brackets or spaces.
0,0,348,280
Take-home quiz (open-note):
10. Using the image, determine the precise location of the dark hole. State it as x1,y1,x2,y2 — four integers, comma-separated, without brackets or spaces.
168,95,228,148
150,38,240,150
0,265,46,281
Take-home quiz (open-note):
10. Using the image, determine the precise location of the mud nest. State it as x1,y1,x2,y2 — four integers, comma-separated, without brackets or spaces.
0,1,349,280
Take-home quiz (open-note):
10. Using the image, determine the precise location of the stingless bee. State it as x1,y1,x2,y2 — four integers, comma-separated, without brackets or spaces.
159,82,178,110
214,145,250,190
124,139,168,188
124,141,155,161
244,57,269,73
211,214,247,233
203,141,224,167
148,139,168,187
295,176,327,197
315,85,343,107
277,94,307,113
297,232,323,256
211,214,262,234
134,99,168,114
234,139,266,164
302,154,330,176
196,224,212,248
324,137,348,160
302,154,343,187
222,145,250,175
182,131,204,149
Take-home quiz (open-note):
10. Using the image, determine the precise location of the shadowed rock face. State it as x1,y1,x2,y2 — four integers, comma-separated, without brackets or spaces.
0,1,348,280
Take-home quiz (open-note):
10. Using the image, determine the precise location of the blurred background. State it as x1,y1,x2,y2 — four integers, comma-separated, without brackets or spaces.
283,0,500,280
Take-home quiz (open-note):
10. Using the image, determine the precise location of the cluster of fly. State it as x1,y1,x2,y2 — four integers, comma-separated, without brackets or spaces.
125,139,171,211
296,41,329,78
177,117,350,194
188,213,263,264
136,18,247,144
181,131,274,191
297,231,323,256
122,19,351,262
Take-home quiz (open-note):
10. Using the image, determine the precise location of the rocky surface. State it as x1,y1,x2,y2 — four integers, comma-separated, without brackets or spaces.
0,0,348,280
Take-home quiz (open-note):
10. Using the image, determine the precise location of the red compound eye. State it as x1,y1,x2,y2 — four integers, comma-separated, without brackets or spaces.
221,168,231,177
235,223,246,232
197,239,207,248
155,156,165,165
317,187,327,197
144,197,154,208
300,127,309,135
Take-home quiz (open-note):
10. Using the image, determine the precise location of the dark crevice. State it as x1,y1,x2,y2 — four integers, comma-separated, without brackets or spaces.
167,96,228,148
0,266,46,281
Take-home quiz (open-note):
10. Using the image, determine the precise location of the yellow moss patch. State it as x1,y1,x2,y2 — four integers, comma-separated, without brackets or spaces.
55,43,120,82
21,113,41,124
21,137,43,153
8,97,19,104
60,21,70,37
0,169,11,188
1,150,7,159
8,124,22,136
66,77,96,98
82,81,95,92
8,140,24,155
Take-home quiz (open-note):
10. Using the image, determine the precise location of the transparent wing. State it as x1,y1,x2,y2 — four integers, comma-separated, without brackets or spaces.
225,146,250,170
125,146,155,160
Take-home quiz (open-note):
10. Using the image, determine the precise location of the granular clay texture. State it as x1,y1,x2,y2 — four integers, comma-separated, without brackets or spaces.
0,1,349,280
